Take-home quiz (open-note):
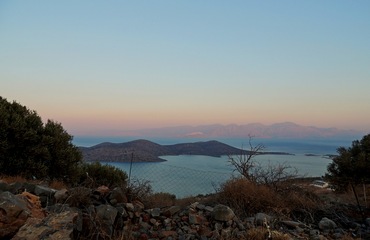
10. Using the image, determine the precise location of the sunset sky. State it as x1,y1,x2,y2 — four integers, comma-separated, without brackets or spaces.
1,1,370,135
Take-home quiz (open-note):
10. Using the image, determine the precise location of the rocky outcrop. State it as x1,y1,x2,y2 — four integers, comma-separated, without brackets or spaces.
1,181,370,239
0,191,45,238
13,210,78,240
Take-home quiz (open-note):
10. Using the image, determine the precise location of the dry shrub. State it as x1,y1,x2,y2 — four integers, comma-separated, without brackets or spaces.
144,192,176,208
217,177,281,216
66,187,91,207
49,179,67,190
217,177,323,218
283,188,321,210
127,178,152,202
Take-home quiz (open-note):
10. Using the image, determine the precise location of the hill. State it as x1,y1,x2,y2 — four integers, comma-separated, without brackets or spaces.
79,139,291,162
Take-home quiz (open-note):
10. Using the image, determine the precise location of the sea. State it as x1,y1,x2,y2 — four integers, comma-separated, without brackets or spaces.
73,136,354,198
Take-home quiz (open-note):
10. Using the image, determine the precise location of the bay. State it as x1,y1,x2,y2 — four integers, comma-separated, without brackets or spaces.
74,136,354,198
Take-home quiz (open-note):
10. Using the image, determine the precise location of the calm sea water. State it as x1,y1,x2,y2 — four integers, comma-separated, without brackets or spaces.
74,136,353,198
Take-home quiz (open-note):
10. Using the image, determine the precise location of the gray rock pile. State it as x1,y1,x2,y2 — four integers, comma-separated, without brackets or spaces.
1,181,370,239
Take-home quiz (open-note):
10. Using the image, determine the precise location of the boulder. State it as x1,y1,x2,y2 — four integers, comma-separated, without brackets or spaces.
18,191,45,219
34,185,56,207
34,185,56,196
96,204,118,237
54,188,69,203
211,204,235,222
0,191,31,238
318,217,337,231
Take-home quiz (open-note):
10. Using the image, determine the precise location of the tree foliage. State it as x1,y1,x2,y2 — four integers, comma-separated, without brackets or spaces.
326,134,370,191
0,96,82,183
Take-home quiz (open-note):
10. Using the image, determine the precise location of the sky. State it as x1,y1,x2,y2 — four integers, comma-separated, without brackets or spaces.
1,1,370,135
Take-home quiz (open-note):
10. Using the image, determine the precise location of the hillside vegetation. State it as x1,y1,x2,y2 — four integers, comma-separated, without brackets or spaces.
0,96,127,187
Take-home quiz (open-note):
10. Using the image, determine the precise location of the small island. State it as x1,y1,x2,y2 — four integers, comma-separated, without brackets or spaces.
79,139,293,162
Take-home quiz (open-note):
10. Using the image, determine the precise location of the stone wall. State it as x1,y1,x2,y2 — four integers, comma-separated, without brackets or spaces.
1,181,369,239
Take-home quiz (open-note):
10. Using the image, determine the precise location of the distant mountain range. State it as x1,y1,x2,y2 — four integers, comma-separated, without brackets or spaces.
79,139,291,163
118,122,362,139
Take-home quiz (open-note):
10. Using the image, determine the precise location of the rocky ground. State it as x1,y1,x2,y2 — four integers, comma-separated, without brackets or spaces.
1,181,370,240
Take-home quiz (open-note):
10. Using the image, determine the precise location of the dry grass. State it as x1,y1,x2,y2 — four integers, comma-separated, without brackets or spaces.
49,179,68,190
0,175,29,183
144,192,176,208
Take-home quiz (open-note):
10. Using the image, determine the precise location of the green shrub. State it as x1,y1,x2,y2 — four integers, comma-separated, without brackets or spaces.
78,162,127,188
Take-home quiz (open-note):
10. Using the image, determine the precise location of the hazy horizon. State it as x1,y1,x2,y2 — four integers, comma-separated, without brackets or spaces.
2,1,370,135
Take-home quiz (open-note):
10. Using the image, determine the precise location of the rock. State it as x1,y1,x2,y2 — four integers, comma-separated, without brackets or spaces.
54,188,69,203
255,212,273,226
234,217,245,230
46,203,72,213
309,229,320,237
109,187,127,205
96,185,110,196
366,217,370,227
0,181,8,193
34,185,56,196
211,204,235,222
163,205,181,217
221,227,232,238
12,210,78,240
196,204,206,210
133,200,145,211
125,202,135,211
204,206,213,212
116,203,129,218
7,182,24,194
319,217,337,231
281,220,301,228
11,218,51,240
22,182,36,193
189,213,199,225
18,191,45,219
148,208,161,217
96,204,118,237
0,191,30,238
34,185,56,207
